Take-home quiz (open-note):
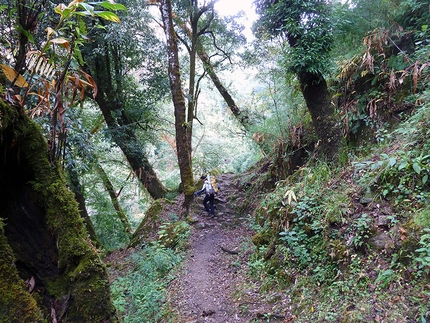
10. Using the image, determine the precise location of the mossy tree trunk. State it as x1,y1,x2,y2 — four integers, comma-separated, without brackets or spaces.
83,37,168,201
198,48,251,130
0,100,119,322
66,162,101,247
160,0,195,213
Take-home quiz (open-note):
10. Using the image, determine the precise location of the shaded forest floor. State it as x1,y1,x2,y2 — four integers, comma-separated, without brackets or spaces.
164,173,291,322
106,173,292,322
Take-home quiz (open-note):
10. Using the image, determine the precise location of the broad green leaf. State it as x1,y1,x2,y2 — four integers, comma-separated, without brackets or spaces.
413,163,421,174
423,174,428,184
54,4,65,14
96,11,120,23
55,5,72,20
398,160,408,170
388,157,396,167
79,3,95,16
95,2,127,11
17,25,34,44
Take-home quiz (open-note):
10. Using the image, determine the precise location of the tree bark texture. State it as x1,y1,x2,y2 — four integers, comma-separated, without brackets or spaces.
83,38,167,200
297,71,341,161
95,163,132,235
66,163,100,247
198,48,251,130
160,0,195,210
0,100,119,322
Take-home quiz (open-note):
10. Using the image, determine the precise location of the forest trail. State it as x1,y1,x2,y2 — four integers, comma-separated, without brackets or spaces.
166,173,287,322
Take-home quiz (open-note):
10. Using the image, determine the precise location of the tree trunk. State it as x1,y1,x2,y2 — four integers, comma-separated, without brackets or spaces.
198,48,251,130
0,100,119,322
95,163,132,236
297,71,341,161
160,0,195,212
66,162,100,247
0,224,45,323
178,19,252,130
83,36,167,201
92,86,168,199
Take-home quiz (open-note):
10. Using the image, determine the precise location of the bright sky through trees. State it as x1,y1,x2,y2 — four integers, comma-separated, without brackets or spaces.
214,0,256,16
214,0,257,39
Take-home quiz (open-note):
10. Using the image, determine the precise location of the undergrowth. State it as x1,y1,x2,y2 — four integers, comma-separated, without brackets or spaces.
245,102,430,322
109,220,190,322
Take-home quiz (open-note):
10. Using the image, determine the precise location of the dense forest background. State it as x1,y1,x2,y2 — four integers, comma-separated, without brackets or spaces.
1,0,430,322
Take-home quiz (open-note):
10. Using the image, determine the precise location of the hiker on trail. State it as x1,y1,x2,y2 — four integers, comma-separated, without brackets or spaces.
194,174,219,216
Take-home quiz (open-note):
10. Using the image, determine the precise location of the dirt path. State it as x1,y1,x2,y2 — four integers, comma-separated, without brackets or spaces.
165,174,280,323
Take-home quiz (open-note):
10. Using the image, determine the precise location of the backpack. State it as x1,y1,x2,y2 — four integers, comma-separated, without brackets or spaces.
206,173,218,194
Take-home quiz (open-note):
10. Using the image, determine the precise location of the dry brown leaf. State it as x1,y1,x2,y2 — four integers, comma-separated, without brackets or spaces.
0,64,29,87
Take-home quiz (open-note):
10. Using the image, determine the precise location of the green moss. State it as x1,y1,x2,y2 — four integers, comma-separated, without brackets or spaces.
0,100,120,322
252,231,271,247
129,198,174,248
0,223,46,323
158,221,190,249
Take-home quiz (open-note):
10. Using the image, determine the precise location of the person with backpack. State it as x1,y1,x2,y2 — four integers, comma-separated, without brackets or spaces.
194,174,218,216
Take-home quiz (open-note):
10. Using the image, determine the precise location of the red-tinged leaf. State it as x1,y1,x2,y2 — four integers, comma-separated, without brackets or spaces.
80,70,98,98
50,38,70,51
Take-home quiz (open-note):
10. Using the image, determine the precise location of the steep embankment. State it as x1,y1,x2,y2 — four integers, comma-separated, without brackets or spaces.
165,173,290,322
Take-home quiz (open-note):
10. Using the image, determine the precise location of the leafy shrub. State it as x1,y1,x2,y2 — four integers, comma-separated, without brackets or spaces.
110,243,182,322
414,228,430,275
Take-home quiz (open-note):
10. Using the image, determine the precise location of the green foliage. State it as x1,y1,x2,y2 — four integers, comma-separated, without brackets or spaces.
158,220,190,250
110,243,182,323
348,213,373,249
414,228,430,274
353,105,430,206
241,95,430,321
254,0,334,75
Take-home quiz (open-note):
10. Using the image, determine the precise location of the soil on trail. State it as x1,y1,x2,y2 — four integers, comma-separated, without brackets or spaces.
165,174,289,323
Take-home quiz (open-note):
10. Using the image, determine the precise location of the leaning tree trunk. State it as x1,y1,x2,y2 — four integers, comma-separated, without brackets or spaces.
82,36,168,200
92,87,168,199
178,20,252,131
0,99,119,322
95,163,133,236
198,48,251,130
160,0,195,212
66,162,100,247
297,71,341,161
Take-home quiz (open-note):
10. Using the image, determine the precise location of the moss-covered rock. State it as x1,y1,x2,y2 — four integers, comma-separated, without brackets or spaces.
158,221,190,249
252,231,271,247
129,198,174,248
